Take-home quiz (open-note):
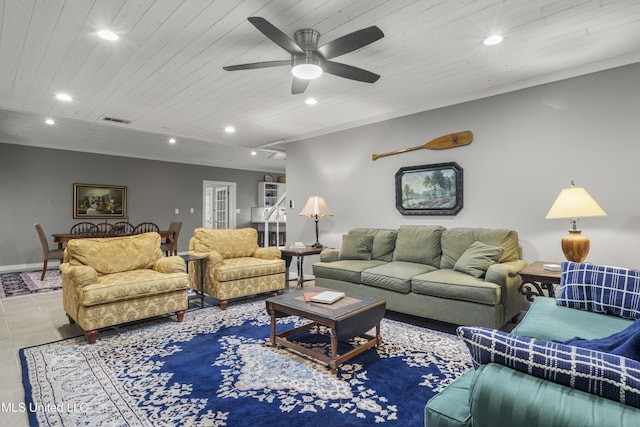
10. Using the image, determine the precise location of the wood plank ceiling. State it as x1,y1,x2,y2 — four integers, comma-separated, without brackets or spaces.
1,0,639,172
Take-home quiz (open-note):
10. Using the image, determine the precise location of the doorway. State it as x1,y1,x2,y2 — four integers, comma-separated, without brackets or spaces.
202,180,236,229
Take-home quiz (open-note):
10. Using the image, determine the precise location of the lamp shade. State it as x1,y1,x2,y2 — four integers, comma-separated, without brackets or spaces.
299,196,333,217
545,184,607,220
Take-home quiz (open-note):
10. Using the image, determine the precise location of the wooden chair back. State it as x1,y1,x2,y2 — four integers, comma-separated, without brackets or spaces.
132,222,160,234
70,222,96,235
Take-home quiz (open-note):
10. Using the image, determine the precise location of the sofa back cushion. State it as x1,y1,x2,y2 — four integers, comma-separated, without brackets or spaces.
65,232,161,275
440,228,521,269
339,234,374,260
557,262,640,320
349,228,397,261
392,225,444,267
190,227,258,259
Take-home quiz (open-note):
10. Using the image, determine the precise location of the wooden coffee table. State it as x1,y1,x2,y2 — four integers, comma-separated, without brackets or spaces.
266,287,386,373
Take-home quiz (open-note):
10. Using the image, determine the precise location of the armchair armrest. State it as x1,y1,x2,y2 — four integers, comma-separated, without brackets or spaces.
255,246,281,260
320,248,340,263
60,263,98,288
485,260,528,286
188,250,223,268
154,256,186,273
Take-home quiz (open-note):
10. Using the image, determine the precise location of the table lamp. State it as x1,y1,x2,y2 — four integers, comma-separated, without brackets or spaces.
545,181,607,262
299,196,333,248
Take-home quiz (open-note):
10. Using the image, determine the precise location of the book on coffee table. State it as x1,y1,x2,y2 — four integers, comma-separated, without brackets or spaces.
309,291,345,304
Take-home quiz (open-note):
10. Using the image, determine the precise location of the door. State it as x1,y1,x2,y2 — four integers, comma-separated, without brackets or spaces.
202,181,236,229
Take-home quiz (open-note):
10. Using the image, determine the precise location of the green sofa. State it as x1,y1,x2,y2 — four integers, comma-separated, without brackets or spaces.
312,226,527,329
425,295,640,427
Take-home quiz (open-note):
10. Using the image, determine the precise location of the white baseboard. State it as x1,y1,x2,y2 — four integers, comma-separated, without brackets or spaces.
0,261,59,273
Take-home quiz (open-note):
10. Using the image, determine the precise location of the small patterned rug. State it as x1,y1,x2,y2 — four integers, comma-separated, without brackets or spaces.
0,269,62,299
20,300,472,426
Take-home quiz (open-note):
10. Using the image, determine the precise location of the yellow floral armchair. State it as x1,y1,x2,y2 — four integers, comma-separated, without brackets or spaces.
188,228,286,309
60,232,189,343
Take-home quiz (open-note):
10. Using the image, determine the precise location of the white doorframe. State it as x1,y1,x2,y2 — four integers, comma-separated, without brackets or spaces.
202,180,236,229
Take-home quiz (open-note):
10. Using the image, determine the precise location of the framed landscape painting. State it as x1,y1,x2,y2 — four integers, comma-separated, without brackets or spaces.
395,162,463,215
73,184,127,219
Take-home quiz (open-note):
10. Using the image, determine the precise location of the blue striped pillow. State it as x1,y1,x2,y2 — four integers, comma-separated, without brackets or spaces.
458,326,640,409
557,262,640,320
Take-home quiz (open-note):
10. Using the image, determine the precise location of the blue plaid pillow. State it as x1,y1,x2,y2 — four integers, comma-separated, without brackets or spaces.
458,326,640,409
557,262,640,320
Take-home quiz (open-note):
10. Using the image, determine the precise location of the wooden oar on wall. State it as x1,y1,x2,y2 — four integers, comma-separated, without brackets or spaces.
371,131,473,161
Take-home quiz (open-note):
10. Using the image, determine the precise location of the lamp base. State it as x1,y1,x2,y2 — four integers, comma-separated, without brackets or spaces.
561,230,590,263
311,242,323,249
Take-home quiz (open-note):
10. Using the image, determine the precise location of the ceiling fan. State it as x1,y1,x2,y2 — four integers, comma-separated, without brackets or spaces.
223,17,384,94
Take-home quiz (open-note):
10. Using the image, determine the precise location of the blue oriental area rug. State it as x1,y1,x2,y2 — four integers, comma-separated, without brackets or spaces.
20,299,471,427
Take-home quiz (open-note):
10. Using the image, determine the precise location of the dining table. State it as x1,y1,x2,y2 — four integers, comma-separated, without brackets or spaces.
52,230,176,254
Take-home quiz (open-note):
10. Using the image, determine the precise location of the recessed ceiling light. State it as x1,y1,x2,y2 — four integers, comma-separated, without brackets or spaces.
45,118,55,125
225,126,236,133
483,34,503,46
251,151,257,156
305,97,318,105
56,93,72,101
169,138,176,144
97,30,119,41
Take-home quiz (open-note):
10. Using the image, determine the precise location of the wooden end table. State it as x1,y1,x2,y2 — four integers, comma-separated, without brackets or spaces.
266,287,386,373
518,261,562,301
280,246,325,289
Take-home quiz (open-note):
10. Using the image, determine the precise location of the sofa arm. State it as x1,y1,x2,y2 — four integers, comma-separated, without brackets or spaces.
319,248,340,262
60,263,98,288
154,256,186,273
485,260,527,286
188,250,223,268
470,364,640,427
255,246,281,260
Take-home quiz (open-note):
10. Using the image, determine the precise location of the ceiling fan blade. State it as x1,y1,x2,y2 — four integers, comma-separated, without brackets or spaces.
317,26,384,59
323,61,380,83
247,17,304,55
223,60,290,71
291,78,310,94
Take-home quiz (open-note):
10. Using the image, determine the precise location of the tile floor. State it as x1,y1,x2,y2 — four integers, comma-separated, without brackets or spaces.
0,290,82,425
0,285,518,425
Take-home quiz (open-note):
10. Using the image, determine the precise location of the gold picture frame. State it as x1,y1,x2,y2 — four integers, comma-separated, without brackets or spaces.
73,183,127,219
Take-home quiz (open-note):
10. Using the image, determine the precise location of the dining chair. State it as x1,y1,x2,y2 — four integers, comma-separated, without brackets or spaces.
34,223,65,280
70,222,96,236
92,223,115,237
132,222,160,234
113,221,134,234
161,221,182,256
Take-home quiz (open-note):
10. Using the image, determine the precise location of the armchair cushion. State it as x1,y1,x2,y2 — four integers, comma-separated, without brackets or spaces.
65,232,162,274
80,269,188,306
458,326,640,409
191,228,257,258
558,262,640,320
213,257,285,282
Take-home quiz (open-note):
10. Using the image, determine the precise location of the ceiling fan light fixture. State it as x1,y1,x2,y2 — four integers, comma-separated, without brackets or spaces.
292,54,322,80
292,63,323,80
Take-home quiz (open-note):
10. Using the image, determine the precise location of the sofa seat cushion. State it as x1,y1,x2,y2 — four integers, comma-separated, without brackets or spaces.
80,269,188,306
512,296,633,342
361,261,437,293
313,260,387,284
411,269,500,305
214,257,285,282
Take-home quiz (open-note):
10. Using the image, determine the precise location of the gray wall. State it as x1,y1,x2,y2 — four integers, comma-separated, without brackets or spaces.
0,143,271,270
284,62,640,270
